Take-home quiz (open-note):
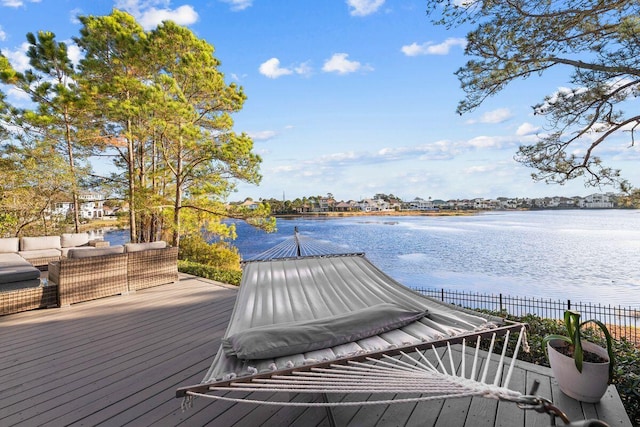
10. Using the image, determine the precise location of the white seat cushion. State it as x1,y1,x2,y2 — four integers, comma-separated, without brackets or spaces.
0,237,19,253
61,233,90,248
67,245,124,258
19,248,62,260
20,236,61,251
124,241,167,253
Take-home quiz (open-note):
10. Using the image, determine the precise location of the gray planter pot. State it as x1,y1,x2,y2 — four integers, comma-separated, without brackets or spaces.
547,339,610,403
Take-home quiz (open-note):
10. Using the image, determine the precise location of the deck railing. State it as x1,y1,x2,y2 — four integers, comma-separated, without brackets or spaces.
416,287,640,345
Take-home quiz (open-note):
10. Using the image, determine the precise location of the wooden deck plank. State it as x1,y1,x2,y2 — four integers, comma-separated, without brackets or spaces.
595,387,634,427
289,406,333,427
0,280,230,364
434,345,480,427
346,392,398,427
55,329,227,425
374,393,421,427
549,377,587,423
259,393,329,427
0,274,632,427
1,296,231,393
495,365,526,427
524,369,555,427
0,276,236,426
0,292,233,415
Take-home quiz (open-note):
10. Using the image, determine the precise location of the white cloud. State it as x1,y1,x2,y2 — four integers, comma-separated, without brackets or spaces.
113,1,198,29
7,86,29,101
294,61,313,77
466,136,504,149
465,164,497,174
69,8,82,24
467,108,513,125
114,0,154,16
463,134,519,150
516,122,539,136
0,26,5,41
248,130,277,141
401,38,466,56
322,53,370,75
4,85,32,109
230,72,247,82
259,58,312,78
4,42,30,72
2,0,24,7
221,0,253,11
63,42,82,66
259,58,293,79
138,5,198,30
347,0,385,16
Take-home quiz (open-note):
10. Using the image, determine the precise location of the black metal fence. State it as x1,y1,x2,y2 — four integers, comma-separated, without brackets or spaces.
416,287,640,345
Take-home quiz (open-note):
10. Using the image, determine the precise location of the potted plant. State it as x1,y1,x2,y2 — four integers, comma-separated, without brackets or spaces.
543,310,615,403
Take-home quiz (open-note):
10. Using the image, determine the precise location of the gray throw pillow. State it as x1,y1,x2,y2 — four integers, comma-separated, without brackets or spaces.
222,303,428,360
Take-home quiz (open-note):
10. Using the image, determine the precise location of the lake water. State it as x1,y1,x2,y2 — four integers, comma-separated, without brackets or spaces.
105,210,640,307
228,210,640,307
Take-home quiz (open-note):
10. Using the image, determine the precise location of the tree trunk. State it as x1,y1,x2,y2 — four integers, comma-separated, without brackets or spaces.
172,133,183,248
126,115,137,243
65,118,81,233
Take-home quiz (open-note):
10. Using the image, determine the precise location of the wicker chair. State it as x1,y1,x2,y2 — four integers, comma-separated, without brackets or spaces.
0,285,58,316
127,246,179,291
49,253,129,307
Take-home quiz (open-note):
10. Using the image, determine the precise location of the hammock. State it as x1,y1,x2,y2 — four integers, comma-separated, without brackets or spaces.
176,232,588,424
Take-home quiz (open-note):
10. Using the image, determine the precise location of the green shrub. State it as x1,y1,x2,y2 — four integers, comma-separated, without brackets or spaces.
178,260,242,286
178,234,241,271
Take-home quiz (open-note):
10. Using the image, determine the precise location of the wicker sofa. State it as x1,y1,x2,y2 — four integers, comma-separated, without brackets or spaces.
18,233,93,269
125,242,179,290
49,242,179,307
0,238,58,315
1,238,178,314
50,246,129,307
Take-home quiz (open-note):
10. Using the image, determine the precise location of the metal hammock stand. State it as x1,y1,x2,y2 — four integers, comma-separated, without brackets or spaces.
176,230,610,426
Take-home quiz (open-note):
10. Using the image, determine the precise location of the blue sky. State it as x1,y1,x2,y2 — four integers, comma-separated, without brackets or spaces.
1,0,638,202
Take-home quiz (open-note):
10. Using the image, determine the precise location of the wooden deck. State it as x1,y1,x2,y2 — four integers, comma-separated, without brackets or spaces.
0,275,632,427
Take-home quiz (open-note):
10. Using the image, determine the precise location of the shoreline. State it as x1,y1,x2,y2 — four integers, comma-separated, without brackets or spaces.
273,210,481,218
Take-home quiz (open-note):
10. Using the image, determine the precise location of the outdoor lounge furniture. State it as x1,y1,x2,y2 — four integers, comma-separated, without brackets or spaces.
0,233,93,270
0,238,57,315
1,238,178,314
50,246,129,307
17,235,63,269
125,242,179,290
49,241,178,307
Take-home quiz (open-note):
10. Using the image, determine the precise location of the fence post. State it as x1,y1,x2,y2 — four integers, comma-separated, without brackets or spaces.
441,288,444,302
499,293,503,312
567,300,571,311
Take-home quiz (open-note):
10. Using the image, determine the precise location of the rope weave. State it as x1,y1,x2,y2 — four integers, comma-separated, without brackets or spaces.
186,327,528,407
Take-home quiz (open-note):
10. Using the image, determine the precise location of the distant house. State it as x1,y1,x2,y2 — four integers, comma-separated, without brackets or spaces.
580,193,614,208
296,204,312,213
357,198,390,212
240,199,259,210
318,197,336,212
408,197,435,211
50,192,105,219
334,201,355,212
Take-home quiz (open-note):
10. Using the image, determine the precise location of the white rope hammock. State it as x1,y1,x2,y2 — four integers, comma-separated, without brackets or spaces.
183,326,530,408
